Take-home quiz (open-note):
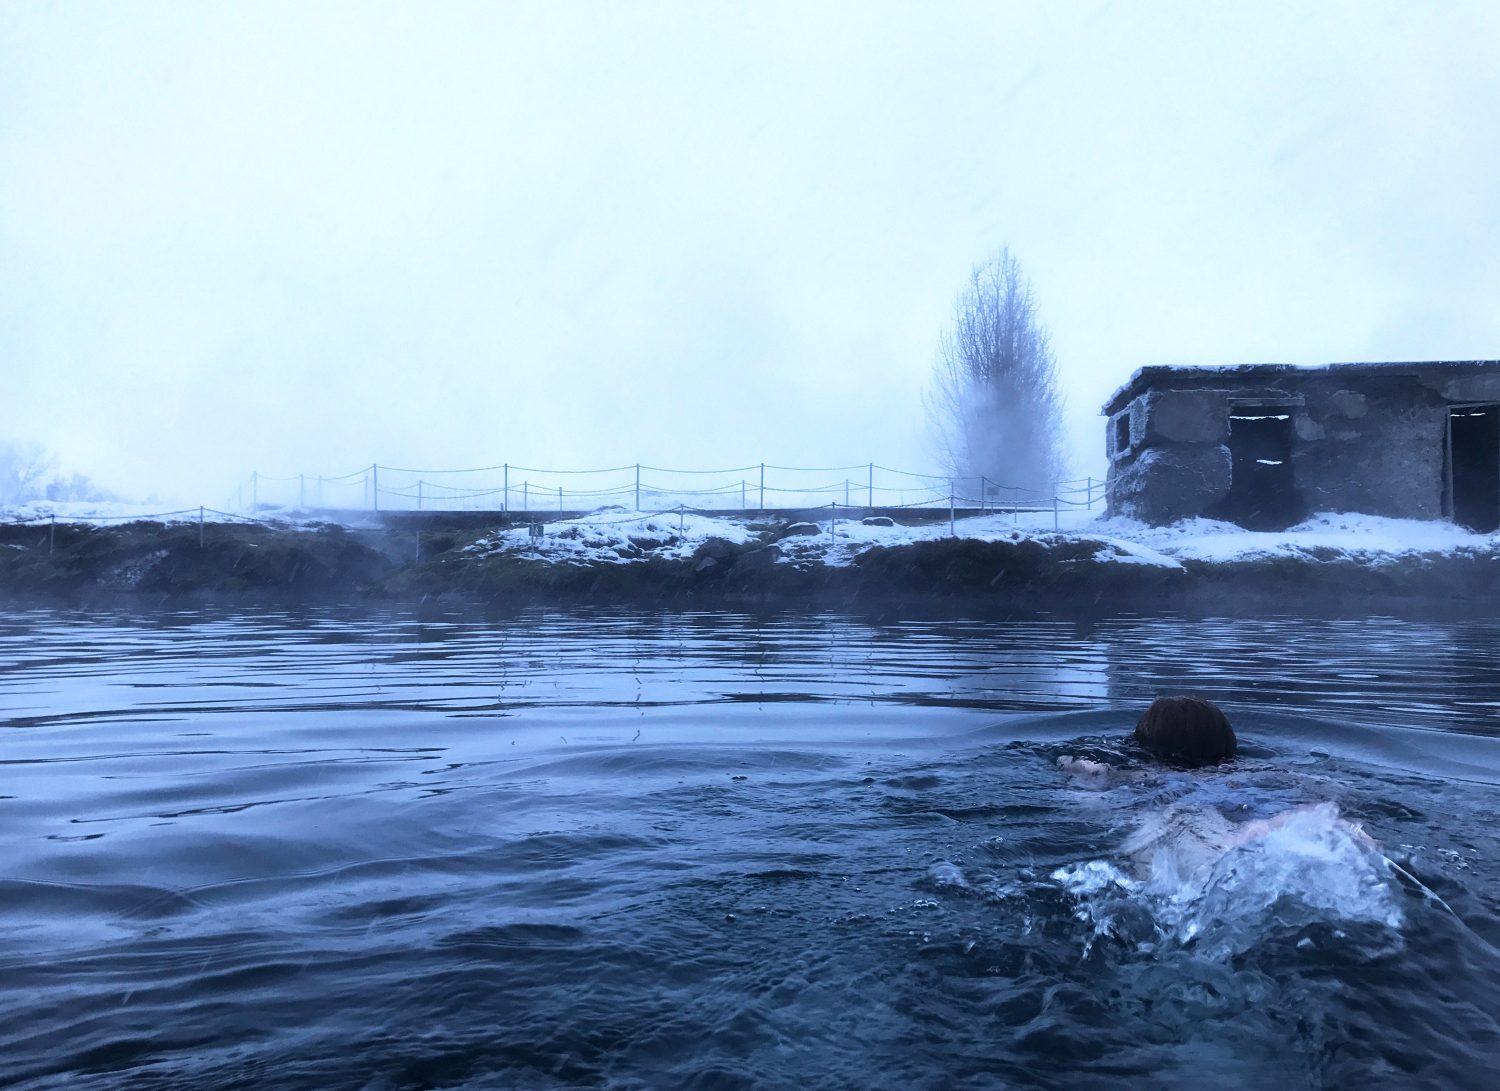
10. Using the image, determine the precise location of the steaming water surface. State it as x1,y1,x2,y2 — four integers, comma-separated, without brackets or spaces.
2,606,1499,1089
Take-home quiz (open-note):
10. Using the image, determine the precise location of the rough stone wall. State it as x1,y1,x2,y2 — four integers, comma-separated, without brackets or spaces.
1105,388,1232,522
1431,370,1500,405
1288,374,1447,519
1107,442,1230,523
1105,365,1491,525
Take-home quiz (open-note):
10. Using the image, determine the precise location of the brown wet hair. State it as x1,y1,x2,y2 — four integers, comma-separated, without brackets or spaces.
1134,695,1236,767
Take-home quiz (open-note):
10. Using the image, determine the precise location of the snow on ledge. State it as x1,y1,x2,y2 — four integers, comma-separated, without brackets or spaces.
459,507,1183,569
0,500,207,524
457,507,1497,570
771,512,1182,569
464,506,757,565
1093,512,1498,564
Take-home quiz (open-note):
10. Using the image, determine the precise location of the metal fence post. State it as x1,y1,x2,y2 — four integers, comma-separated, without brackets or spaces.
1053,492,1059,531
523,481,528,510
678,505,685,536
372,464,380,512
949,490,955,537
635,464,640,511
558,485,563,511
741,480,746,508
759,463,765,510
829,502,836,544
980,476,988,513
417,481,423,510
868,462,873,510
503,464,509,514
298,474,305,509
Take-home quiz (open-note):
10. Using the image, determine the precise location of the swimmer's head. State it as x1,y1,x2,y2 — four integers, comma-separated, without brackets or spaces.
1134,696,1236,767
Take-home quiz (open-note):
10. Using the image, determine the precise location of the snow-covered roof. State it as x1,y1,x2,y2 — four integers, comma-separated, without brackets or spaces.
1100,359,1500,416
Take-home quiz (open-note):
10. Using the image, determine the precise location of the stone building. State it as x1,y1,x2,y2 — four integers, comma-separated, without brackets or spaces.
1102,360,1500,531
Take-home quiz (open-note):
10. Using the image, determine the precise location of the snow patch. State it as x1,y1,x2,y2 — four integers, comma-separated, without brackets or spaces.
1093,512,1498,564
455,506,1180,570
1,500,206,524
770,513,1181,570
465,506,756,565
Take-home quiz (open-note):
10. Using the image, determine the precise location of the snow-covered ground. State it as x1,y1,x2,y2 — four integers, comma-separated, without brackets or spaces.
463,505,1498,570
464,507,759,564
768,512,1173,568
0,499,297,525
8,499,1494,571
0,500,212,524
1097,512,1498,565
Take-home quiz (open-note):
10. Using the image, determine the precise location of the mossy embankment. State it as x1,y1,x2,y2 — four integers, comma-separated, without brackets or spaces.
0,520,392,595
1,516,1495,607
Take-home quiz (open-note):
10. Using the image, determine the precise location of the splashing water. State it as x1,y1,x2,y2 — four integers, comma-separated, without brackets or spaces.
1055,803,1403,958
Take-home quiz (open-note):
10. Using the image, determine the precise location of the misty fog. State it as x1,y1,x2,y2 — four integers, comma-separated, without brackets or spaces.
2,1,1497,507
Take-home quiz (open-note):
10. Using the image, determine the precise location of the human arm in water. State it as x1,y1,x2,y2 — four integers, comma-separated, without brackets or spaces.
1057,756,1151,788
1227,803,1378,850
1057,756,1110,777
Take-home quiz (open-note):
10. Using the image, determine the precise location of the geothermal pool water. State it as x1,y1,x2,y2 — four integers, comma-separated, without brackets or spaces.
1,605,1498,1089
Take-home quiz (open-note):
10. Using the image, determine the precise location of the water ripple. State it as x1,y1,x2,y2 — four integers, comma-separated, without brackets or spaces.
1,604,1498,1088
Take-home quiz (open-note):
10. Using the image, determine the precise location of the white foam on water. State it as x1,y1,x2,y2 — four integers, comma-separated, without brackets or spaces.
1054,802,1403,958
927,861,967,888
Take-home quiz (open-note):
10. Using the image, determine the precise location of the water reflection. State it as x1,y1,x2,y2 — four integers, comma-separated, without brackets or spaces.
1097,615,1500,736
2,606,1499,736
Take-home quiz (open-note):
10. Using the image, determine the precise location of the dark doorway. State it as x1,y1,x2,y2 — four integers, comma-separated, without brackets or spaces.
1215,406,1304,530
1449,405,1500,532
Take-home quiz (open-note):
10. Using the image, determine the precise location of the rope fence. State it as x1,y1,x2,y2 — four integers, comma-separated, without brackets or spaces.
0,487,1097,560
0,505,265,553
235,461,1105,517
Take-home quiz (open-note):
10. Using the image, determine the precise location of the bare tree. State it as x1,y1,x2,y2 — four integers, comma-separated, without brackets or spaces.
0,442,112,506
928,248,1064,499
0,440,56,505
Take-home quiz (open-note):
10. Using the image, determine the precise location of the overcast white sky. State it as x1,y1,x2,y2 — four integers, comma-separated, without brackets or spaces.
2,0,1497,504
